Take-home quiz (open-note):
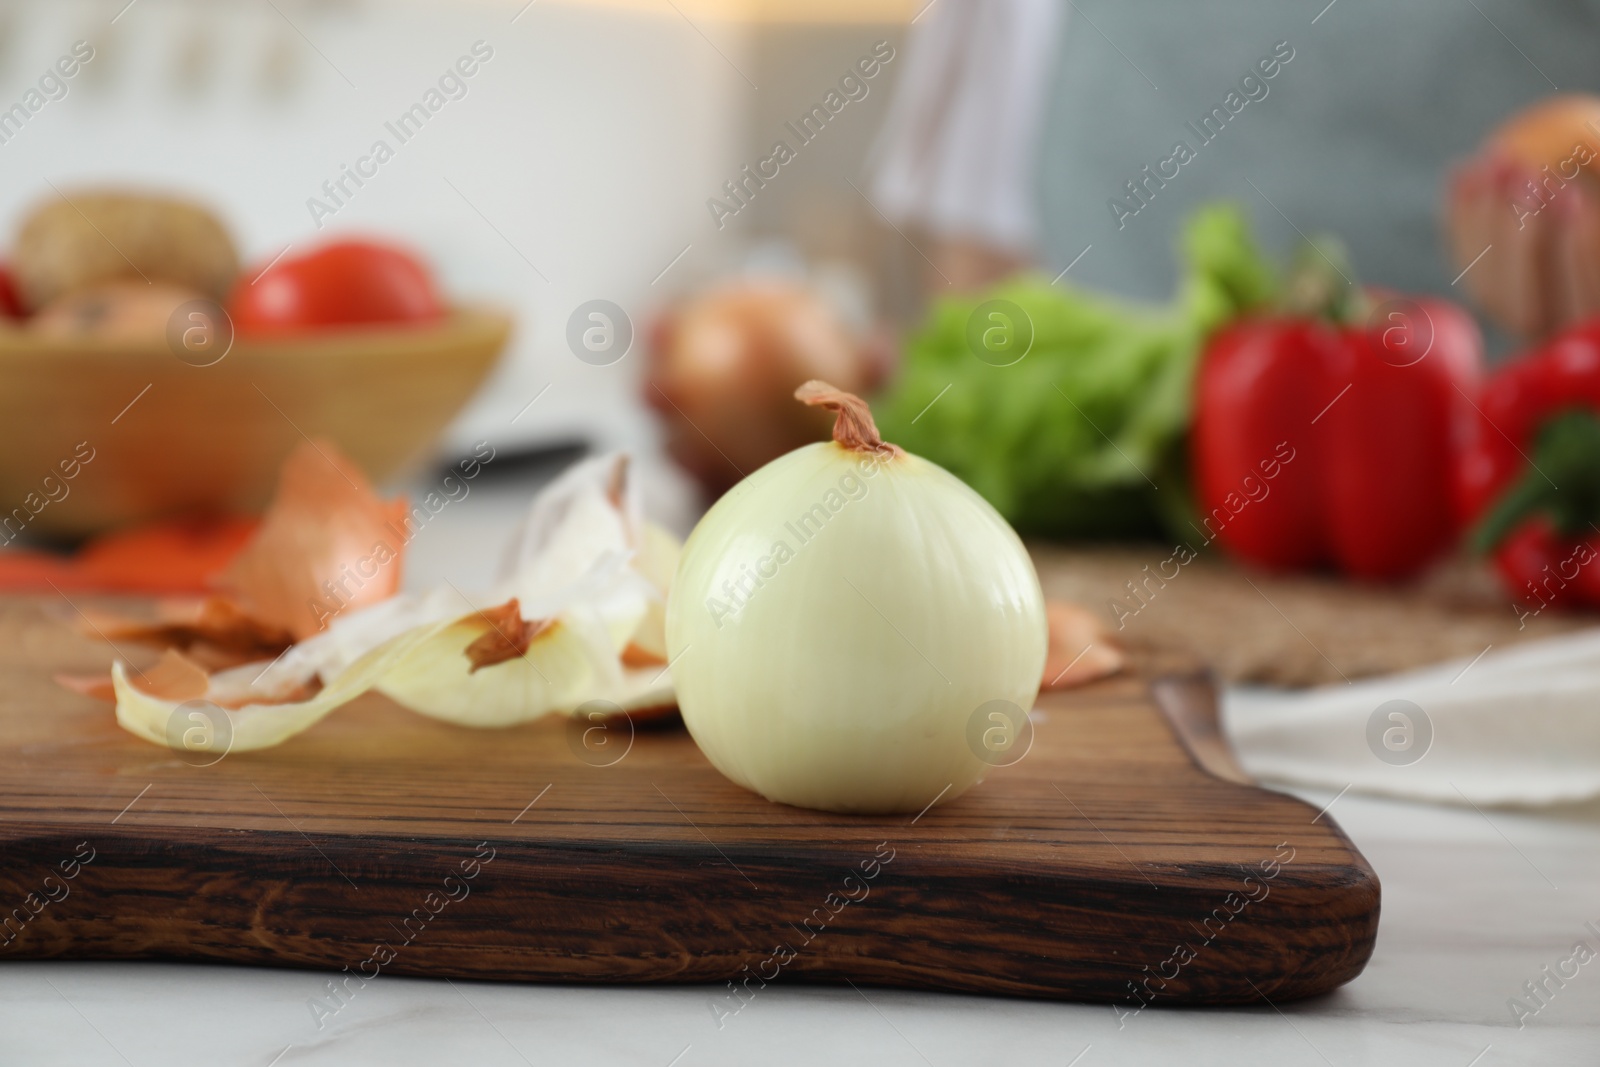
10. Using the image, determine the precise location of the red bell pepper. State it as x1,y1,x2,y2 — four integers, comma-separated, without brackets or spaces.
0,515,259,594
1192,285,1483,580
1461,320,1600,612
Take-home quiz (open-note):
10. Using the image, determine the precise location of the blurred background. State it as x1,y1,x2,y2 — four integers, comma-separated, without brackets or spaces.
0,0,921,459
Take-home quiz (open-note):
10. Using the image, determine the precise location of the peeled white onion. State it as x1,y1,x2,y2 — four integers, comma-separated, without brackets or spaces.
666,381,1047,814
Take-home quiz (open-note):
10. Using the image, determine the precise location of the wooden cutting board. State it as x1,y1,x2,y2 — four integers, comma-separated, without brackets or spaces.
0,596,1378,1005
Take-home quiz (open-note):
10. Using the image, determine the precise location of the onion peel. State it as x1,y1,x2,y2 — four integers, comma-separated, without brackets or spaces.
217,439,409,641
109,621,445,752
1040,600,1125,690
84,449,684,751
794,379,903,457
463,599,556,673
60,438,404,668
72,597,295,670
126,649,212,703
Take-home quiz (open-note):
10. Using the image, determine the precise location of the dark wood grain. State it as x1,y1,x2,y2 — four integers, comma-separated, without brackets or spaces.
0,595,1378,1004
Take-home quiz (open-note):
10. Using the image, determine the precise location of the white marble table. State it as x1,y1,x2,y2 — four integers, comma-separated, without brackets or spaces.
5,467,1598,1065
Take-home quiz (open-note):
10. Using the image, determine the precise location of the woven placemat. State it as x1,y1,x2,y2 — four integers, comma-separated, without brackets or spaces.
1032,544,1596,688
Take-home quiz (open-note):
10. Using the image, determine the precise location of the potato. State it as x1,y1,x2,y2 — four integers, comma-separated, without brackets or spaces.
13,191,238,311
30,280,205,343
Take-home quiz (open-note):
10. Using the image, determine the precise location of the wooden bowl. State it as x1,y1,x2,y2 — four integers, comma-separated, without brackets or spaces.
0,306,511,539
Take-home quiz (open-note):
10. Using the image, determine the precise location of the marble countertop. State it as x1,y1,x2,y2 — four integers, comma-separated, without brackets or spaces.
6,787,1598,1066
7,465,1599,1065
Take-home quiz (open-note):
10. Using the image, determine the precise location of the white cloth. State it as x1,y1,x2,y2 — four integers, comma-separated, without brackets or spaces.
868,0,1064,253
1223,629,1600,808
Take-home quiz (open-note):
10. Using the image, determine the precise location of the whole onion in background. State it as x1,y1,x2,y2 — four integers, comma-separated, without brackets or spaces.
1453,94,1600,341
1488,94,1600,183
646,281,888,497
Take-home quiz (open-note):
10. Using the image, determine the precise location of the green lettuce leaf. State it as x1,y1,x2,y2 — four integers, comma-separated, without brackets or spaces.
874,203,1274,539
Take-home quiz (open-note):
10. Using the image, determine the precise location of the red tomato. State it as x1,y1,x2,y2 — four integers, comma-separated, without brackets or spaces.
0,263,25,319
1492,518,1600,611
229,239,444,333
1460,320,1600,610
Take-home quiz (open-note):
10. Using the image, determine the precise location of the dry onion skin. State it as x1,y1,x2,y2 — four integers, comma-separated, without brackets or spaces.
108,452,679,752
294,453,677,727
111,622,446,751
666,381,1047,814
